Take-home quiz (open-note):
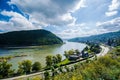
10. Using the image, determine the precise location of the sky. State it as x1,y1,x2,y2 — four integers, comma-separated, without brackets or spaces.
0,0,120,39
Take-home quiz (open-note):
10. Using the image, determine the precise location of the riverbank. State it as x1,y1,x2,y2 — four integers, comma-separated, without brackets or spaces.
0,55,27,62
2,45,110,80
0,42,86,70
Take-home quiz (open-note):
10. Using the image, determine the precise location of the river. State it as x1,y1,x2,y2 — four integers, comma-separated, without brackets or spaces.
0,42,86,69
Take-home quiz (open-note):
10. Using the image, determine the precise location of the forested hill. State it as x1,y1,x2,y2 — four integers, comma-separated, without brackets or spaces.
0,29,63,47
69,31,120,46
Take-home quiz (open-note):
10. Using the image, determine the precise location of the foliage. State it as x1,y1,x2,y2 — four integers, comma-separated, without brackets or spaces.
32,76,42,80
83,43,101,54
56,54,62,63
46,55,53,67
64,51,69,58
18,60,32,74
0,60,14,79
44,71,50,80
53,47,120,80
75,49,80,55
46,54,62,67
57,59,70,66
0,29,63,46
64,49,77,58
69,30,120,46
32,62,42,72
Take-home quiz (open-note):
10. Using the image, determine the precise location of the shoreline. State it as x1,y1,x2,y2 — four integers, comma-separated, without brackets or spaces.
1,43,110,80
0,43,64,49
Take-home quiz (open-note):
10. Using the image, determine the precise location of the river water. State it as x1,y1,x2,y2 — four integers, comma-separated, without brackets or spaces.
0,42,86,69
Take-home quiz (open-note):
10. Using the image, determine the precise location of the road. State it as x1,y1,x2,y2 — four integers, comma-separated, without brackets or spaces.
97,45,110,57
2,45,110,80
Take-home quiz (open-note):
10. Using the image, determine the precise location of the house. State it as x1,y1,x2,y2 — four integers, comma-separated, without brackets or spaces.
68,51,89,61
68,54,80,60
81,51,89,58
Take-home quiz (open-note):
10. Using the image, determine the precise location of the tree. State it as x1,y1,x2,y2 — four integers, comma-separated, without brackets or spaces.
44,71,50,80
18,60,32,74
32,62,42,72
75,49,80,55
84,46,89,51
64,51,69,58
58,67,64,73
65,66,70,72
68,49,75,55
56,54,62,63
0,60,14,78
46,55,53,67
17,68,24,75
52,56,57,65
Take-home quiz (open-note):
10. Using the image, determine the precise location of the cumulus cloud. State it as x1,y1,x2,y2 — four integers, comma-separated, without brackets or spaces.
109,0,120,11
96,17,120,32
9,0,86,26
105,11,118,17
57,28,106,39
57,23,107,39
0,11,41,32
105,0,120,17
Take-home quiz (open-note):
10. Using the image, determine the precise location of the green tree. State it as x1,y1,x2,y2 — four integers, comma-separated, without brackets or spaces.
32,62,42,72
44,71,50,80
18,60,32,74
84,46,89,51
0,60,14,78
56,54,62,63
64,51,69,58
68,49,75,55
46,55,53,67
52,56,57,64
75,49,80,55
17,68,24,75
58,67,64,73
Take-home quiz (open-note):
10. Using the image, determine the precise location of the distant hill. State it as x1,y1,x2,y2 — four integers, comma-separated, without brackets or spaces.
69,31,120,46
0,29,63,47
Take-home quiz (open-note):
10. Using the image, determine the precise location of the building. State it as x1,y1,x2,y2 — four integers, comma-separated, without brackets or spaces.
68,54,80,60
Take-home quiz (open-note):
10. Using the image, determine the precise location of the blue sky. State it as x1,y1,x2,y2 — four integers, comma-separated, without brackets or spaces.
0,0,120,39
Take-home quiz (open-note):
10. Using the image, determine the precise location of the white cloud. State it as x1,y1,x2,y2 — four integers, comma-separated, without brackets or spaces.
72,0,86,12
58,16,120,39
105,0,120,17
57,28,105,39
96,17,120,32
9,0,86,26
109,0,120,11
0,11,41,32
105,11,118,17
56,23,107,39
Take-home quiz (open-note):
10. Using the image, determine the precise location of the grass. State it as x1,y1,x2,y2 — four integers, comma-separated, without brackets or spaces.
57,58,70,66
53,46,120,80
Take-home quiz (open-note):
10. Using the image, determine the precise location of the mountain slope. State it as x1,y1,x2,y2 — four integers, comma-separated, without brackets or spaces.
0,29,63,47
69,31,120,46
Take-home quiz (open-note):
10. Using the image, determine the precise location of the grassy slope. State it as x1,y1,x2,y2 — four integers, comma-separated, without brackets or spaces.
53,47,120,80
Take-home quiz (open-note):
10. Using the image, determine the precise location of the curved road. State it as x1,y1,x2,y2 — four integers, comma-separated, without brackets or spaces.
2,45,110,80
97,45,109,57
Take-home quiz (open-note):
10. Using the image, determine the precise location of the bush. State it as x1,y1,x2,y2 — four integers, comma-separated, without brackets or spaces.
0,60,14,78
53,47,120,80
18,60,32,74
32,62,42,72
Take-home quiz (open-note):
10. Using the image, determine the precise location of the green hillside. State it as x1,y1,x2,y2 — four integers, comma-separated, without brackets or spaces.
69,31,120,46
53,46,120,80
0,29,63,47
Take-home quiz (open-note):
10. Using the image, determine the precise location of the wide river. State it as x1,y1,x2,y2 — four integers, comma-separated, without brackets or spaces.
0,41,86,69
